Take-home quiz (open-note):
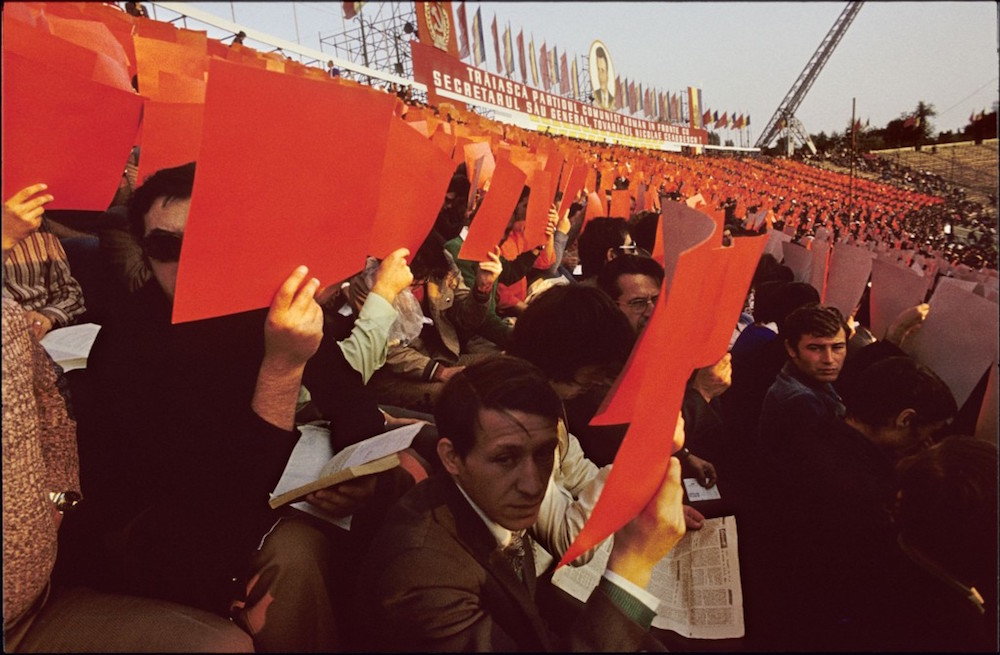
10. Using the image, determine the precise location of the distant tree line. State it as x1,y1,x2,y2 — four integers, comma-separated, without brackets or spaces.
805,100,998,154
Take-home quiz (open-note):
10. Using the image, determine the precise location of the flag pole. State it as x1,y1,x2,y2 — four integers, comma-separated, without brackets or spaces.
849,96,856,222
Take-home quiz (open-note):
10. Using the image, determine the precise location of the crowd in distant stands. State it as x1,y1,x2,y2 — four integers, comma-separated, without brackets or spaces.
4,2,998,653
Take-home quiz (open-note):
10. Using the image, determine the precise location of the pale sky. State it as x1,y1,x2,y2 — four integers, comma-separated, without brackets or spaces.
151,1,998,143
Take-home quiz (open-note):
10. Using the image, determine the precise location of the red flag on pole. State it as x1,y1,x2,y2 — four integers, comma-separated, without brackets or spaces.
539,43,550,90
559,52,570,95
490,14,501,73
456,2,470,59
516,30,526,83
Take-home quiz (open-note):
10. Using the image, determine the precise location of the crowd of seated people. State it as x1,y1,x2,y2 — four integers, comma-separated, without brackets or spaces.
4,6,997,653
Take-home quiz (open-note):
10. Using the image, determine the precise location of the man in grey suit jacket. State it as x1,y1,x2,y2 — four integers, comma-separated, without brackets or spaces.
356,356,687,651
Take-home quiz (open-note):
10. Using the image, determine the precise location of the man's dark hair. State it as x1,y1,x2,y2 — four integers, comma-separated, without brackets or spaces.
627,210,659,255
595,46,607,64
595,254,664,301
434,355,562,458
409,228,451,281
782,303,849,352
770,283,822,334
577,216,629,279
433,167,471,241
508,284,635,384
843,356,957,430
128,161,196,243
894,435,997,586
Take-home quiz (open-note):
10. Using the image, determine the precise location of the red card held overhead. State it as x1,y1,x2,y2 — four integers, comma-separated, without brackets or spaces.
368,116,456,259
430,123,456,157
172,58,399,324
463,141,495,191
2,50,141,211
136,101,204,188
3,12,131,93
609,188,631,218
558,163,588,218
523,170,554,251
458,158,527,262
133,35,208,99
584,190,606,223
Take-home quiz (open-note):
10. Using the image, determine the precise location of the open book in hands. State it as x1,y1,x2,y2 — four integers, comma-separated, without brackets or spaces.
269,421,424,514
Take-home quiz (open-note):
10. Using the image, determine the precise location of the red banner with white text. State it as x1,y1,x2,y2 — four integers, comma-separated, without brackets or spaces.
411,40,707,147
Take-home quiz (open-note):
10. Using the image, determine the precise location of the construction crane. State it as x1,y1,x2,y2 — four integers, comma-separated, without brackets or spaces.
755,1,864,151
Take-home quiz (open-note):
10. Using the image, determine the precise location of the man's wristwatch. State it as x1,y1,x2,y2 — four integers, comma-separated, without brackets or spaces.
675,447,692,462
49,491,82,513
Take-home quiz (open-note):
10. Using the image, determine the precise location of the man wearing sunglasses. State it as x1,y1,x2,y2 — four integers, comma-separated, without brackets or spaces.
60,162,416,651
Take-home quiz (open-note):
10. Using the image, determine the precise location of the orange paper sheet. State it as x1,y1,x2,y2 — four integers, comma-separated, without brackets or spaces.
369,116,455,258
609,189,631,218
430,124,456,157
523,170,554,250
584,190,606,223
464,141,495,190
560,231,718,566
3,13,132,93
558,163,588,218
458,158,527,262
133,35,208,99
2,50,141,210
584,166,597,194
172,59,398,323
592,206,716,428
135,101,205,189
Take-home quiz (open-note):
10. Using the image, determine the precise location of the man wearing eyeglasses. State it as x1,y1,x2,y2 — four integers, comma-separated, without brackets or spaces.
596,255,720,490
60,162,418,651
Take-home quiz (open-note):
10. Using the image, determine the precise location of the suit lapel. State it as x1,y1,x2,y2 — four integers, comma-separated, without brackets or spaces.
430,476,551,649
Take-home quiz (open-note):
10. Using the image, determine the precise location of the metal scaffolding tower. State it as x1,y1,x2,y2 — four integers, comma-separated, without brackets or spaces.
755,1,863,150
319,2,417,81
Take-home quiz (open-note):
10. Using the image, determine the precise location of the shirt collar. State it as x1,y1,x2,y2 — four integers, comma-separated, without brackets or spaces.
454,480,523,549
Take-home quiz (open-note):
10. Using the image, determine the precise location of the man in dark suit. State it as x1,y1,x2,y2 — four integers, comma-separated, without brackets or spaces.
591,46,614,111
356,356,688,651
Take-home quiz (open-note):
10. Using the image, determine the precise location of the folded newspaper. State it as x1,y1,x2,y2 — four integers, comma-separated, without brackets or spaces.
552,515,745,639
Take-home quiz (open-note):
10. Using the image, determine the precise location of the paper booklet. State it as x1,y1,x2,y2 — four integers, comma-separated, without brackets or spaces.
40,323,101,371
269,422,422,511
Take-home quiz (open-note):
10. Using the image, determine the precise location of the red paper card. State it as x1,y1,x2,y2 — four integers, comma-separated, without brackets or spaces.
560,239,716,565
3,12,131,93
133,35,208,99
430,123,456,157
157,70,206,103
2,50,141,210
135,101,204,188
464,141,495,190
523,170,553,250
609,188,631,217
369,116,455,259
42,12,130,74
584,166,597,194
558,163,588,218
171,59,398,323
458,158,527,262
584,190,606,223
